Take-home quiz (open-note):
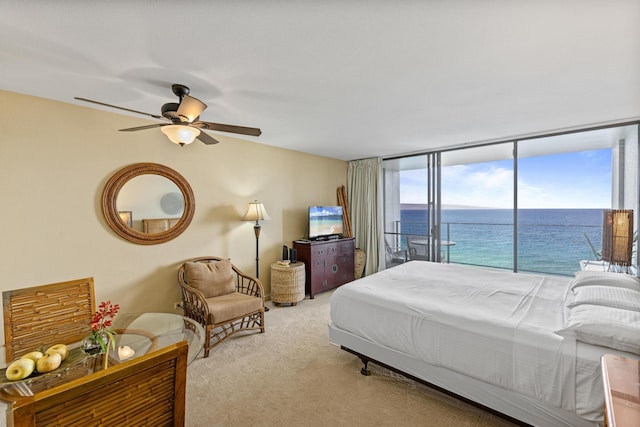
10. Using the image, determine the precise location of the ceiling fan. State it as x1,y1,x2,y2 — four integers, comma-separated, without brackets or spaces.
75,84,261,146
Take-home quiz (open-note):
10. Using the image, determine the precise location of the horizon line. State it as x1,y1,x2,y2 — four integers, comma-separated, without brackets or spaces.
400,203,607,210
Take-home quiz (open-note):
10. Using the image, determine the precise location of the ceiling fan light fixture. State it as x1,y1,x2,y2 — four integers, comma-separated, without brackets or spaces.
161,125,200,145
76,85,260,146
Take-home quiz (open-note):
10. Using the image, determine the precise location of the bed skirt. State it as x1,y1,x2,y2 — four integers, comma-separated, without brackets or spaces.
328,323,599,427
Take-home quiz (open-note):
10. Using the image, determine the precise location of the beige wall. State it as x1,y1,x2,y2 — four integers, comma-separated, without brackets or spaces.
0,90,346,360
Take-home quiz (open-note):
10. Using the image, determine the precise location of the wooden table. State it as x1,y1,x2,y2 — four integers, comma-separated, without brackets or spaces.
601,353,640,426
4,342,188,427
0,313,204,402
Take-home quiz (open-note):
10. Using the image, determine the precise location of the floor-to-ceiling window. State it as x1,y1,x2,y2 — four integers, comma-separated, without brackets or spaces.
440,143,514,270
382,122,639,275
516,129,617,275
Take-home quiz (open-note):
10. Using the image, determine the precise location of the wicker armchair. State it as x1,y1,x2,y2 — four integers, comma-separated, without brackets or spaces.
177,256,265,358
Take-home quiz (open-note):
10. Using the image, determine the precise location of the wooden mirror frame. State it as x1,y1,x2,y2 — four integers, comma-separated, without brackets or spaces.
102,163,195,245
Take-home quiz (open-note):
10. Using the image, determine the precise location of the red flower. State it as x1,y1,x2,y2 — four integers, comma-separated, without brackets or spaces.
88,300,120,353
90,300,120,333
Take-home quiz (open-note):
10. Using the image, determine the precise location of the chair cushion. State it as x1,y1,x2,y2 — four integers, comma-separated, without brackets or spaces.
184,260,235,298
206,292,263,324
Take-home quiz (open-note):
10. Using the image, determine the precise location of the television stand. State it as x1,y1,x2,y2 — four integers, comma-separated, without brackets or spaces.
293,237,355,298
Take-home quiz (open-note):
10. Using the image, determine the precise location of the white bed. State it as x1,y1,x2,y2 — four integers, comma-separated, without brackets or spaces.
329,261,640,427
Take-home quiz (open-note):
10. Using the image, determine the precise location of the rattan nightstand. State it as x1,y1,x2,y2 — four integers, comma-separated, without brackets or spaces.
270,262,305,306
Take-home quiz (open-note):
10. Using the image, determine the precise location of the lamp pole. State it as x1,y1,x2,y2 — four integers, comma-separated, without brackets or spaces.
253,221,261,278
253,221,269,311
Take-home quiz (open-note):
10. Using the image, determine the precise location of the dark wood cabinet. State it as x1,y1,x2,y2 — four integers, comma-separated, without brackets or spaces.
294,237,355,298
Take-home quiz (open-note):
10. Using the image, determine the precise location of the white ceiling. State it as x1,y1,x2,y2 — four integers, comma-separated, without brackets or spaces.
1,1,639,161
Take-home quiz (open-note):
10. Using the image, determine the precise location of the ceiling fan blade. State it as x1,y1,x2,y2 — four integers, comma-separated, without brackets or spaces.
196,131,220,145
119,123,166,132
177,95,207,123
197,121,262,137
74,97,165,120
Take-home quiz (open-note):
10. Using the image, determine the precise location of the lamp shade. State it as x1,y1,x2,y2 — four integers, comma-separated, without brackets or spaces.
242,201,270,222
160,125,201,145
601,209,634,266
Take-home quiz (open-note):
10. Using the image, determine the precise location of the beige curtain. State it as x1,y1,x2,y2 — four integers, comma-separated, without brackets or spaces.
347,158,383,276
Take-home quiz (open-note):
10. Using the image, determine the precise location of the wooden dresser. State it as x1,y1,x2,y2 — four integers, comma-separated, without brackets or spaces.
601,353,640,426
294,237,355,298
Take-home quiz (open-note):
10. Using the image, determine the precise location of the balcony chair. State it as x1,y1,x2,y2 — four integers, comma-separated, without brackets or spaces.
177,256,265,358
406,235,431,261
3,277,96,362
384,236,408,267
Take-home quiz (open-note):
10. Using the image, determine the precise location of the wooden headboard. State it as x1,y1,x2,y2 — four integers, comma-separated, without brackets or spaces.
142,218,181,234
3,278,96,362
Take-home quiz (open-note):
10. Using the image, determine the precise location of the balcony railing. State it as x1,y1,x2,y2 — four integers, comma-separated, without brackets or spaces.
385,220,602,276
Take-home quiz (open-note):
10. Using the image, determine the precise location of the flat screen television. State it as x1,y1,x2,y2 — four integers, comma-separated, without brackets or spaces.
308,206,344,240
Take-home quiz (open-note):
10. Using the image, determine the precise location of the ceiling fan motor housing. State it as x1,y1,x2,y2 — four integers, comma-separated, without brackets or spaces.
163,84,191,120
161,102,180,120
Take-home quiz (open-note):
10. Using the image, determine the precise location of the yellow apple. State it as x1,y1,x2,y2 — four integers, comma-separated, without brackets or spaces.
46,344,68,361
35,352,62,373
5,358,35,381
21,351,44,363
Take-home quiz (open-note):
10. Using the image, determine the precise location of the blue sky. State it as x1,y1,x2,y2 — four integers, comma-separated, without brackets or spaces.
400,149,612,209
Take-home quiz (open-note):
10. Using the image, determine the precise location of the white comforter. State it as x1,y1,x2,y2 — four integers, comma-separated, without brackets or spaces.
330,261,583,417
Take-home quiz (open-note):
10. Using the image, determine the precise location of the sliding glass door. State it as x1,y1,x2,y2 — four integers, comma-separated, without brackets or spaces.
382,122,639,275
383,153,440,265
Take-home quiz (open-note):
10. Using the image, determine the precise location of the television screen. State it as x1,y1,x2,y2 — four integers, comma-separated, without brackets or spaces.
308,206,343,239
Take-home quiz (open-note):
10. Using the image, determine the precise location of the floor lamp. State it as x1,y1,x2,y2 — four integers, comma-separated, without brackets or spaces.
242,200,270,310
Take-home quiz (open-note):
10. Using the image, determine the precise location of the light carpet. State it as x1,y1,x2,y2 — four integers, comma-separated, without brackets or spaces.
185,290,519,427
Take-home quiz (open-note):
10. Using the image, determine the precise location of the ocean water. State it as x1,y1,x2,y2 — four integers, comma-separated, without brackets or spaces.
396,208,603,276
309,216,344,238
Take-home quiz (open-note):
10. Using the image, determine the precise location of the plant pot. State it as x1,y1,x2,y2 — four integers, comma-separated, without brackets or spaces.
354,248,366,279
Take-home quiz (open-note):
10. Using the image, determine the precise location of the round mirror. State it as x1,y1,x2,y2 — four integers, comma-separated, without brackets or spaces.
102,163,195,244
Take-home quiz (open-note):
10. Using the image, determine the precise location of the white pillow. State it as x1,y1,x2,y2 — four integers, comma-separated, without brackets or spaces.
567,285,640,312
570,270,640,292
555,304,640,354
